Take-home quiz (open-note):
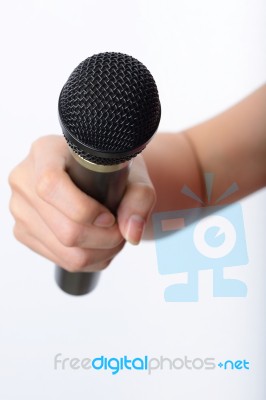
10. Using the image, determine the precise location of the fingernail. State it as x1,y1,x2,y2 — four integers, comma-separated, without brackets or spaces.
94,212,115,227
125,215,145,245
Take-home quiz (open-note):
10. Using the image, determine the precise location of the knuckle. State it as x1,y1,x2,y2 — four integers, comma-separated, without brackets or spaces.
68,249,93,272
98,259,112,271
133,182,156,207
13,224,25,243
13,224,20,240
58,222,81,247
8,160,32,196
30,139,39,154
8,170,15,188
30,137,46,154
9,197,26,226
36,169,58,200
71,199,99,224
72,204,90,224
9,196,17,218
107,230,124,248
8,167,19,190
83,259,112,272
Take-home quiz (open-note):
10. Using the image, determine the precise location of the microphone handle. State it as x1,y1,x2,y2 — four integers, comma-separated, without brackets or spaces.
55,152,130,295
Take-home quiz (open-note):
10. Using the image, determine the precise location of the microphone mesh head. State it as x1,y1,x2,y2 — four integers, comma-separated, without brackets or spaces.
59,52,161,165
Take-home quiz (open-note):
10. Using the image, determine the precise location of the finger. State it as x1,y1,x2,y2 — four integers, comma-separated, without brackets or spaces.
10,193,125,272
13,224,112,272
11,187,123,249
9,136,119,244
117,155,156,245
31,136,116,227
35,202,123,250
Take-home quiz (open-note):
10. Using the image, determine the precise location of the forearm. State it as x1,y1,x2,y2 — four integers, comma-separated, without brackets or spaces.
143,84,266,212
186,84,266,203
142,132,204,211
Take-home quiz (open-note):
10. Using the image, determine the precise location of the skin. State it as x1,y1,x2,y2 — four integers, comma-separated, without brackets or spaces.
9,84,266,272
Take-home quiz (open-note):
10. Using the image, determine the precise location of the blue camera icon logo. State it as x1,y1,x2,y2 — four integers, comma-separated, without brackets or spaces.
152,176,248,302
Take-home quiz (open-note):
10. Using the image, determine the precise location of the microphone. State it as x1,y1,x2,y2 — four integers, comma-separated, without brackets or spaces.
54,52,161,295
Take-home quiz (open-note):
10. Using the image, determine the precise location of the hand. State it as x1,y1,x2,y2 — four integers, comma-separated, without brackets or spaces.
8,135,156,272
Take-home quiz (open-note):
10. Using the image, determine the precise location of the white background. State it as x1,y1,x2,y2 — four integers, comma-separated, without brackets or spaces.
0,1,265,399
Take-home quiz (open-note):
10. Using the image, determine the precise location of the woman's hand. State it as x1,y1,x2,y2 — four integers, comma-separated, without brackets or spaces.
8,135,156,272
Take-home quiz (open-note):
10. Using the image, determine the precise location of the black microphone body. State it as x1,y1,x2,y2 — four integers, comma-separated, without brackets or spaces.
55,52,161,296
55,152,130,295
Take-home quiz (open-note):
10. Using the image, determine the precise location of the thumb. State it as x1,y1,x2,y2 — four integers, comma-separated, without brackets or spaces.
117,155,156,245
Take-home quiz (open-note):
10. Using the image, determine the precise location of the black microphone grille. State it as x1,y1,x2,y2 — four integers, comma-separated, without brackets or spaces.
59,52,161,165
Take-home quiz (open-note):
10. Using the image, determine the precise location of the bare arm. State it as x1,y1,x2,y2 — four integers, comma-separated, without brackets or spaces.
143,84,266,211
